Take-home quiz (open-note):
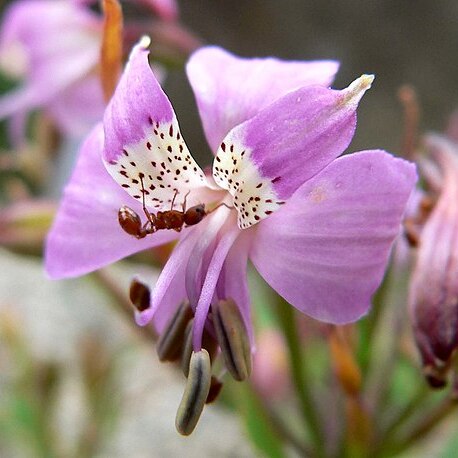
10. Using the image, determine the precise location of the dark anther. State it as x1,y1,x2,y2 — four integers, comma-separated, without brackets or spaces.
175,350,211,436
212,298,252,382
157,301,193,362
129,279,150,312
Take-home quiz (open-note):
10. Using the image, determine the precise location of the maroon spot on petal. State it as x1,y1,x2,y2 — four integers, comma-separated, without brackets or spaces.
123,149,129,156
265,210,273,215
130,161,136,167
160,133,164,139
109,159,117,165
272,176,281,183
254,215,260,221
221,142,226,152
256,183,262,189
148,116,154,125
122,184,130,188
146,142,152,150
151,161,157,167
169,125,174,137
132,179,139,184
167,146,172,153
139,172,145,179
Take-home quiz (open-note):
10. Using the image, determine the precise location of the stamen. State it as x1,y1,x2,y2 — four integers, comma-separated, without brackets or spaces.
175,349,211,436
206,376,223,404
129,278,151,312
157,301,193,362
212,298,252,382
181,321,218,377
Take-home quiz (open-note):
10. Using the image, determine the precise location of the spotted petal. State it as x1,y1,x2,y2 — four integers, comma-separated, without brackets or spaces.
103,37,208,212
186,46,339,152
45,124,178,279
213,75,374,229
250,150,417,324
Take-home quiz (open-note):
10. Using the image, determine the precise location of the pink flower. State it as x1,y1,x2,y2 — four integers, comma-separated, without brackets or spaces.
46,37,416,358
0,0,104,139
0,0,179,141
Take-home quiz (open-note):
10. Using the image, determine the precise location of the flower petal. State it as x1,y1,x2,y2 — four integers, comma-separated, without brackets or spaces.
46,74,105,138
250,150,417,324
103,37,208,212
213,75,374,229
45,124,178,279
186,46,339,152
192,213,240,350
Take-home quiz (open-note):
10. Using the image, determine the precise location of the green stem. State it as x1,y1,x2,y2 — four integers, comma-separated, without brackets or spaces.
382,396,457,456
380,383,430,440
275,298,326,458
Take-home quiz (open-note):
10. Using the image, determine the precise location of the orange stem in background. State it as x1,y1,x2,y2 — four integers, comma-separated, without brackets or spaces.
398,85,420,160
100,0,123,103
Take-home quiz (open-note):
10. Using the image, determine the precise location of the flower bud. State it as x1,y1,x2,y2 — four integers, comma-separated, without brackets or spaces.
409,134,458,387
212,298,251,381
175,349,211,436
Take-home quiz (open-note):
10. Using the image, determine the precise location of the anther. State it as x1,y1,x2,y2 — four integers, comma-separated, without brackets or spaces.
181,321,218,377
157,301,193,362
129,278,150,312
206,376,223,404
175,349,211,436
212,298,252,382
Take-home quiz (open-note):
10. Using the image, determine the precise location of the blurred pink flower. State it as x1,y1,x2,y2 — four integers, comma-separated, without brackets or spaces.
0,0,104,140
0,0,179,142
409,133,458,387
252,329,291,400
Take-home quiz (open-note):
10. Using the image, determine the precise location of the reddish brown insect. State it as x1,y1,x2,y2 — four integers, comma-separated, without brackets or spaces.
118,190,228,239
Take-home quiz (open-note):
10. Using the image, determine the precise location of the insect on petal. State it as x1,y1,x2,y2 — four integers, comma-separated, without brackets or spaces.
103,36,207,211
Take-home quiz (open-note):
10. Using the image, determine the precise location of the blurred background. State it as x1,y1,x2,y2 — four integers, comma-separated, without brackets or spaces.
168,0,458,163
0,1,457,457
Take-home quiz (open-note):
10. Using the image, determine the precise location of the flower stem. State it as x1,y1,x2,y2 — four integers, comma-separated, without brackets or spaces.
381,396,457,456
275,298,326,457
91,268,157,342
